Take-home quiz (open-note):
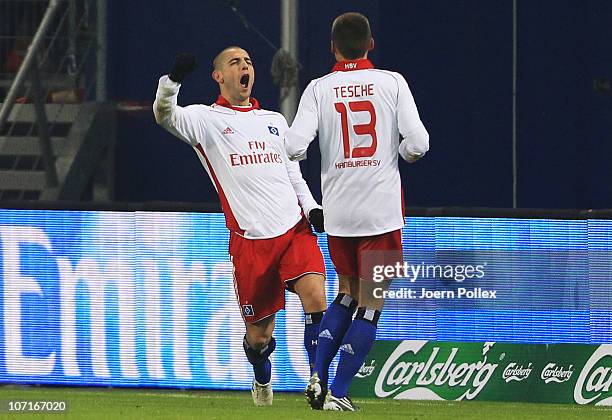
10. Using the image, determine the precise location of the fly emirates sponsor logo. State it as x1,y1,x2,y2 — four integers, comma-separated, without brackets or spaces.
229,140,283,167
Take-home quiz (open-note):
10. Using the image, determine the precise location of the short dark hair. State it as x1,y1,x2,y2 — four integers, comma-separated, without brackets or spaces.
331,12,372,60
212,45,244,70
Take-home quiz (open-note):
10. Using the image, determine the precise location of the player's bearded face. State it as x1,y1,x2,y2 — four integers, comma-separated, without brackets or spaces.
217,49,255,104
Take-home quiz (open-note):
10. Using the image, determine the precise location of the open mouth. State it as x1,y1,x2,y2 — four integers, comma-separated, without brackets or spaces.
240,74,249,88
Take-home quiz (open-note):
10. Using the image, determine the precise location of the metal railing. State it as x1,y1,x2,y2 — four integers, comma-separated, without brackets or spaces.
0,0,103,199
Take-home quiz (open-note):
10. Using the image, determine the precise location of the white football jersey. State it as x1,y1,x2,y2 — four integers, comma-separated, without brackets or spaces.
154,75,320,239
285,59,429,237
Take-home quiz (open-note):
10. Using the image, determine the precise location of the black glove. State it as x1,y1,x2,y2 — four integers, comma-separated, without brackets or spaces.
169,53,197,83
308,208,325,233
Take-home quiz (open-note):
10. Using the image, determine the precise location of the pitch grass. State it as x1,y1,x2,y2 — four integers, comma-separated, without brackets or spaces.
0,386,610,420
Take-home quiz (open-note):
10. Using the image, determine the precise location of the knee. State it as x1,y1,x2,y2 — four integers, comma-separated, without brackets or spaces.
296,277,327,312
308,282,326,305
246,331,272,351
243,335,276,365
295,274,326,300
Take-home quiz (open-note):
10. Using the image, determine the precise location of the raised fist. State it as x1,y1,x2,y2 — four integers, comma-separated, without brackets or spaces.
169,53,196,83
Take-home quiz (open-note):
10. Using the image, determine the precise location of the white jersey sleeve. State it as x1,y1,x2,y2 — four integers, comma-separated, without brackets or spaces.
153,76,207,147
394,73,430,163
276,117,321,216
285,159,321,217
285,80,318,162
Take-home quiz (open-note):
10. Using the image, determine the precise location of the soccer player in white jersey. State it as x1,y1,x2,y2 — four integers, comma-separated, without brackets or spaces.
153,47,328,407
285,13,430,411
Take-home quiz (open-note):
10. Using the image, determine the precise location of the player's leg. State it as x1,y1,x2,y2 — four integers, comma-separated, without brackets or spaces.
317,272,359,378
292,272,326,312
344,274,360,299
229,231,284,406
326,279,386,408
277,219,331,409
244,314,276,382
313,274,358,387
278,219,327,377
325,230,401,411
307,236,359,409
291,273,326,375
244,315,276,406
303,273,358,410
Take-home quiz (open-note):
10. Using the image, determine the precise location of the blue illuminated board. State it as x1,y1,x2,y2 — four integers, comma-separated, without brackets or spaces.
0,210,610,391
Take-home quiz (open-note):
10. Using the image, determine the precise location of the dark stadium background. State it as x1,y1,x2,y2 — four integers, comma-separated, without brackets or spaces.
109,0,612,209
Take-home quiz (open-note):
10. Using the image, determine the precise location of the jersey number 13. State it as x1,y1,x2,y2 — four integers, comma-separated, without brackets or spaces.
334,100,378,158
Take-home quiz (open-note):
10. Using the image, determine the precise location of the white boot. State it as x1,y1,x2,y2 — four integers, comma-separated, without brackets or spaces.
251,379,273,406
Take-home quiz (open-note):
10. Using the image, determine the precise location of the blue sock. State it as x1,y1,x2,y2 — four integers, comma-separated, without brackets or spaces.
243,336,276,384
254,360,271,385
304,311,325,375
314,293,357,387
330,307,380,398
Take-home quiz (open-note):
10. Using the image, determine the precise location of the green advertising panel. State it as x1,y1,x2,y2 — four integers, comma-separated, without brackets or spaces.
349,341,612,406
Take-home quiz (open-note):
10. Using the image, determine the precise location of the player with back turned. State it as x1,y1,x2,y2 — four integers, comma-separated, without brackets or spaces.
153,47,327,407
285,12,430,411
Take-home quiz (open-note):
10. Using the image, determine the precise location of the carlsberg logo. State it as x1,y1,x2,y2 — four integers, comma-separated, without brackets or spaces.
356,360,376,378
374,341,498,400
574,345,612,405
541,363,574,384
502,363,533,383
